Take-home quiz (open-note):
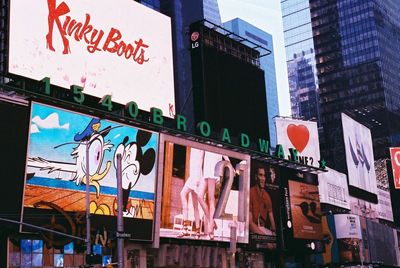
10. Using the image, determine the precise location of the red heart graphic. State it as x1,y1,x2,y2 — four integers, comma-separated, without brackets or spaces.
287,124,310,153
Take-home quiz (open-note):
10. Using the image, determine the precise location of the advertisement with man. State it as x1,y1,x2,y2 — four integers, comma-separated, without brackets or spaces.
249,161,281,249
288,180,322,240
22,102,158,242
158,135,250,243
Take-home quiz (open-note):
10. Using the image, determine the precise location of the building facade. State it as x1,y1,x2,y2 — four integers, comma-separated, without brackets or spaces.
310,0,400,170
281,0,320,124
223,18,280,146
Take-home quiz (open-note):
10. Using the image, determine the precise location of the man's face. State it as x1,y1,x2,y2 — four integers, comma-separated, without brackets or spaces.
269,167,276,182
256,168,266,189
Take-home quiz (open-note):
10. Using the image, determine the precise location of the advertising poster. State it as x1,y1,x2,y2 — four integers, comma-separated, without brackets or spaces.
288,180,322,240
249,161,281,249
159,135,250,243
341,113,377,194
9,0,175,117
375,159,394,221
333,214,363,263
390,147,400,189
349,196,377,219
275,117,320,167
366,219,397,265
318,167,350,210
318,215,338,265
22,102,158,242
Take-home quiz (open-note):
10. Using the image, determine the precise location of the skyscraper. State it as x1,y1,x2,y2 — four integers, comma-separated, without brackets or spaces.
223,18,279,146
281,0,320,124
310,0,400,171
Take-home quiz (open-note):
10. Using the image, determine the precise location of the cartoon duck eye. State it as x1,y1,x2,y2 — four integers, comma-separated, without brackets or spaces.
88,138,103,175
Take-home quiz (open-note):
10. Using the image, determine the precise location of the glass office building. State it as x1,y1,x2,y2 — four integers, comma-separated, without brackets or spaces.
281,0,320,124
310,0,400,169
223,18,279,146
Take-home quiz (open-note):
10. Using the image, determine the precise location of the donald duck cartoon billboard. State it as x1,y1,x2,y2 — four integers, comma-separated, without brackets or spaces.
22,102,158,241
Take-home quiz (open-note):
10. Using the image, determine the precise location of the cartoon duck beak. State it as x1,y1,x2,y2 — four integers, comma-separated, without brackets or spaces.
90,161,112,197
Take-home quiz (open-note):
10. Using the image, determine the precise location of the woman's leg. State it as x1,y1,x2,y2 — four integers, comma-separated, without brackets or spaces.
197,179,210,233
207,179,217,235
180,185,191,220
178,185,191,237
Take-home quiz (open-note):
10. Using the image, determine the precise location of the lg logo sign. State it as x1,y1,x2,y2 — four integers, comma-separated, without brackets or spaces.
191,32,200,49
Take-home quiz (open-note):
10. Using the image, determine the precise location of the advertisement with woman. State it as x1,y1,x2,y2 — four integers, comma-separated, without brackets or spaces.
158,135,250,243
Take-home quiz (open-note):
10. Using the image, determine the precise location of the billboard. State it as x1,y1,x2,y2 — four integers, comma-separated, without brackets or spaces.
9,0,175,117
22,102,158,242
288,180,322,240
275,117,320,167
390,148,400,189
375,159,393,221
349,196,377,219
158,135,250,243
333,214,365,263
367,219,397,265
341,113,377,194
249,161,281,249
318,167,350,210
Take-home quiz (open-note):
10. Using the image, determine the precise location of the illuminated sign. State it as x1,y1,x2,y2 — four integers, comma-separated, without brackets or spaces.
158,134,250,243
318,167,350,210
288,180,322,240
9,0,175,117
275,117,321,167
249,161,281,249
342,113,377,194
390,147,400,189
22,102,158,241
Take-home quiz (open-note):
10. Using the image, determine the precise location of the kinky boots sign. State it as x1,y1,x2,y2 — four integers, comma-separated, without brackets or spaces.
46,0,149,63
9,0,175,117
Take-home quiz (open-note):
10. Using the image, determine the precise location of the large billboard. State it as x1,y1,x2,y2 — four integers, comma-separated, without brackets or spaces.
341,113,377,194
318,167,350,210
275,117,320,168
288,180,322,240
158,135,250,243
22,102,158,242
9,0,175,117
249,161,281,249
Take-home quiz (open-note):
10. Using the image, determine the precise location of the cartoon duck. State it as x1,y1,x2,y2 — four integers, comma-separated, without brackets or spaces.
28,118,114,197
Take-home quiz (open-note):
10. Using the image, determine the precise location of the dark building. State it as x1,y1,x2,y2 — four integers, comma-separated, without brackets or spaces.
190,21,270,141
310,0,400,171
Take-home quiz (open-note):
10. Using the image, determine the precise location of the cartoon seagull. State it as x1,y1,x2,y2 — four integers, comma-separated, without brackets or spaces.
28,118,115,197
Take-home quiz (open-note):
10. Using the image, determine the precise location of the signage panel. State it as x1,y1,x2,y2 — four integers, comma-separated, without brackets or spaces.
341,113,377,194
275,117,320,167
22,102,158,241
249,161,281,249
318,167,350,210
158,135,250,243
9,0,175,117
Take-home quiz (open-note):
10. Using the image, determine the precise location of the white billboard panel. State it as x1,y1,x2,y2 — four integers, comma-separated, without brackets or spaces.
318,167,350,210
9,0,175,117
375,159,394,221
334,214,362,239
275,117,320,167
341,113,377,194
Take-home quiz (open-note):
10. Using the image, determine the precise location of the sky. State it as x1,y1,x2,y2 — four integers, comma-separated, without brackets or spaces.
217,0,291,116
